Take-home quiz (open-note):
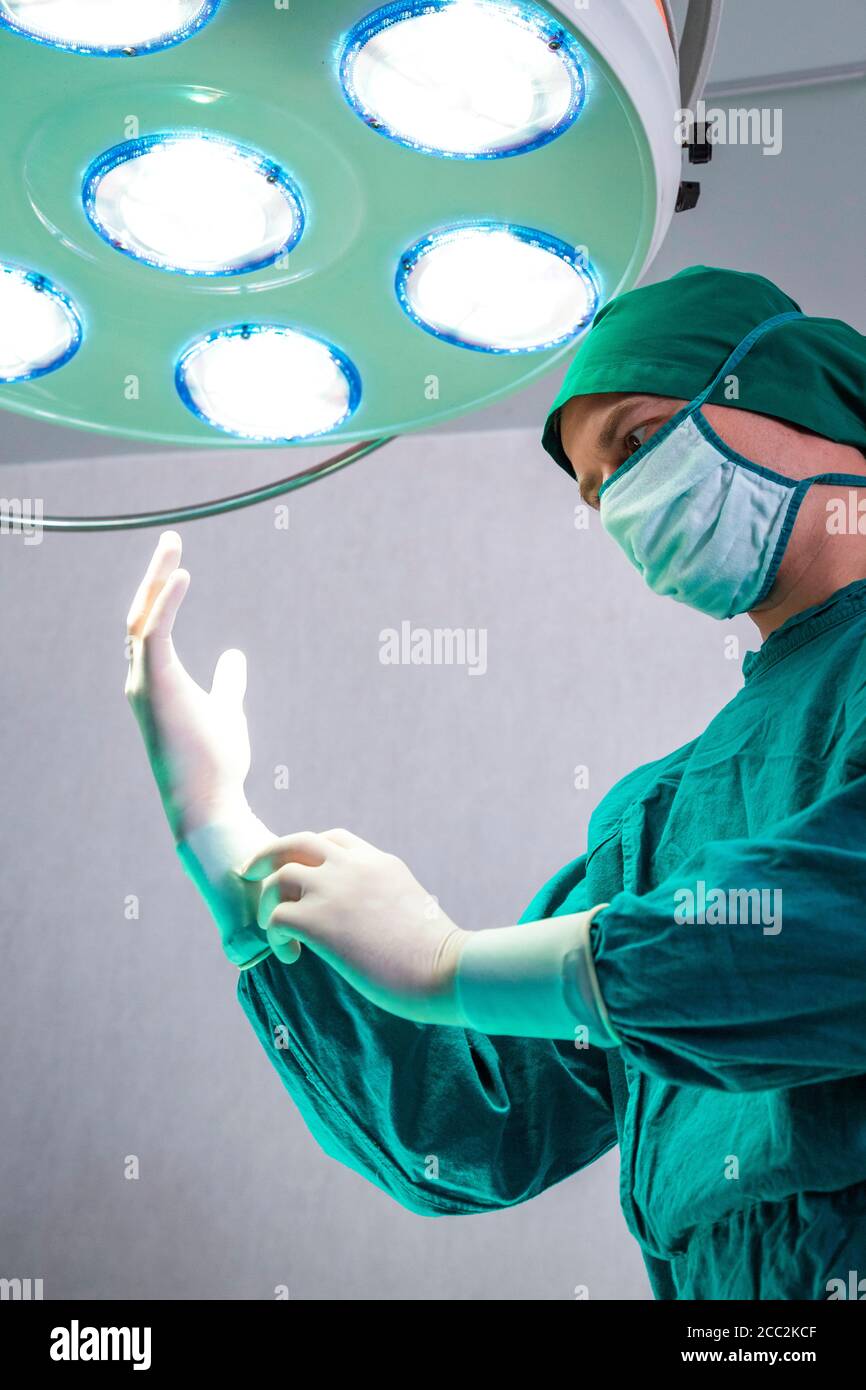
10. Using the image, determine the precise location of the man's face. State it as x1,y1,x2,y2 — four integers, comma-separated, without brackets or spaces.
558,392,686,508
557,389,866,632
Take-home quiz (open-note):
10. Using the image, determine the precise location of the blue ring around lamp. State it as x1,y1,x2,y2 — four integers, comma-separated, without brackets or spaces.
339,0,586,160
0,262,83,383
0,0,222,56
395,222,600,355
81,132,307,278
175,324,363,443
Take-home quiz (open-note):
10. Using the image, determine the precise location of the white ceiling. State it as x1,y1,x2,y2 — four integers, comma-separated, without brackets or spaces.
1,0,864,466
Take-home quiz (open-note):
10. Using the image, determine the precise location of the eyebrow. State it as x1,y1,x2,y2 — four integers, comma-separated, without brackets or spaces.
597,398,643,452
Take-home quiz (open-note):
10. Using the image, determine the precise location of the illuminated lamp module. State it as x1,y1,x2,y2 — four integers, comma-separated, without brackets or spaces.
176,325,362,442
396,223,598,353
0,0,221,56
82,134,305,276
340,0,586,159
0,262,82,382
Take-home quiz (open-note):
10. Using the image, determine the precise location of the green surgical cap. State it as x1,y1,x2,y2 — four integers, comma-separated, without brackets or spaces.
542,264,866,476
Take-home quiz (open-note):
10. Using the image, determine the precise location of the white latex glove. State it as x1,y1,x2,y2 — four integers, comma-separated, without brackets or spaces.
125,531,275,968
126,530,252,839
241,829,467,1020
241,829,620,1042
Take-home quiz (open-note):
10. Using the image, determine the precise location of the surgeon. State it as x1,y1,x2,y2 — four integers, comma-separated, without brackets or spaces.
126,266,866,1300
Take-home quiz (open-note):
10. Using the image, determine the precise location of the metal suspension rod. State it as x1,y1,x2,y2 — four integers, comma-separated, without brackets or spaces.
0,435,396,533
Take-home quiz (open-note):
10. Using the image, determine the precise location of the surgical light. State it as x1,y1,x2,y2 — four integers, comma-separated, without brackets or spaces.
340,0,585,159
176,325,362,442
0,263,82,383
0,0,725,529
83,135,305,277
0,0,221,56
397,223,598,353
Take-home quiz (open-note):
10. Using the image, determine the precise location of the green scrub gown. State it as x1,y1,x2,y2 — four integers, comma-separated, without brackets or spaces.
238,577,866,1299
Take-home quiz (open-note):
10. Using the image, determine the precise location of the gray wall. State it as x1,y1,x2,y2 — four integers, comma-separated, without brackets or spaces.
0,428,752,1300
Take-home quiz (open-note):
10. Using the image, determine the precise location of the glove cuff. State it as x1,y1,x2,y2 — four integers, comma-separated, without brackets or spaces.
563,906,620,1047
455,906,619,1045
177,813,274,970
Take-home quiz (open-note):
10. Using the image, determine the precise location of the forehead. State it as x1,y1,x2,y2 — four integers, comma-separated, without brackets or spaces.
560,390,687,440
558,392,638,452
561,391,643,428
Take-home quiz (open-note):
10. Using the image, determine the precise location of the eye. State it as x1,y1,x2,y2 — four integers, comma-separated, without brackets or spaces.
624,424,649,455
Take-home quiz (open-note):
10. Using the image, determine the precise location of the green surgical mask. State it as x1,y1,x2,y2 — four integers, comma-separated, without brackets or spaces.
598,313,866,620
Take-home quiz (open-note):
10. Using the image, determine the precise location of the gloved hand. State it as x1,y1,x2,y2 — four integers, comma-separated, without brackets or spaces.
242,828,467,1013
125,531,275,968
126,530,253,839
242,829,619,1042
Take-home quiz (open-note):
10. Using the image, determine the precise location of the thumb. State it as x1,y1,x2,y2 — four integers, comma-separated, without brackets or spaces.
211,648,248,706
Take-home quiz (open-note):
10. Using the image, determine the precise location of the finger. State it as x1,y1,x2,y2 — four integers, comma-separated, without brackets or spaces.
268,901,313,960
126,564,187,695
267,901,333,971
211,648,247,706
321,827,370,849
257,863,316,929
126,531,182,637
126,532,181,633
143,567,190,642
241,832,336,881
267,927,302,964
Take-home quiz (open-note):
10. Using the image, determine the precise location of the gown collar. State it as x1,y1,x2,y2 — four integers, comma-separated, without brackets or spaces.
742,578,866,682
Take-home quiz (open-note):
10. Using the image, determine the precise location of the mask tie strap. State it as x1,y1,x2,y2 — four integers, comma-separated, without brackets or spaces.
805,471,866,488
755,469,866,609
753,479,812,608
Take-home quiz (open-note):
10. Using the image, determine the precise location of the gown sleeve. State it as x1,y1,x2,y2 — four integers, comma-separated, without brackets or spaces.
591,753,866,1091
238,854,617,1214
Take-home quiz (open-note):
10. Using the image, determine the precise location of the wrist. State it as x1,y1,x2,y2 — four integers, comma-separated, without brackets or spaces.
180,802,269,850
173,795,262,846
177,811,275,971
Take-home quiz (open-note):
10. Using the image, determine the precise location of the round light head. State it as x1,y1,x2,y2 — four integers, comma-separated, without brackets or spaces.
397,223,598,353
0,0,220,56
340,0,585,159
176,325,362,442
0,0,682,447
0,263,82,383
82,134,305,277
